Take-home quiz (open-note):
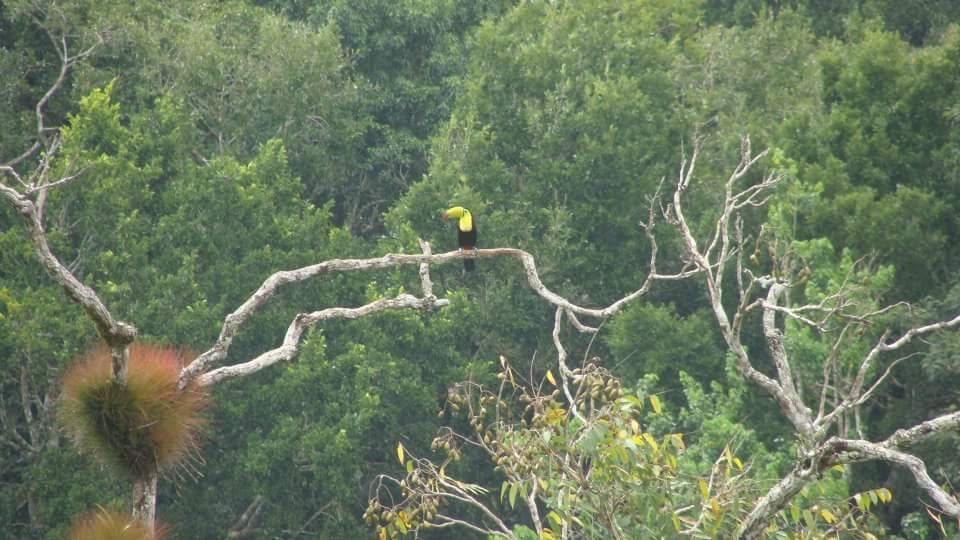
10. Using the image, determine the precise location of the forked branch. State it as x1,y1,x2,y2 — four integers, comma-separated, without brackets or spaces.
666,137,960,538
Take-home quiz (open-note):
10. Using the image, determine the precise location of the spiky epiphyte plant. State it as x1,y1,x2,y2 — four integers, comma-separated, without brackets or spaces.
59,343,207,477
66,508,166,540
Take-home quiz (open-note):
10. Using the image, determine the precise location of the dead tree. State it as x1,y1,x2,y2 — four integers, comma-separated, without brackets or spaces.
669,137,960,538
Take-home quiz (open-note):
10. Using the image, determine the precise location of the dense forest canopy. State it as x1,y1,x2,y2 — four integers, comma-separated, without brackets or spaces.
3,0,960,538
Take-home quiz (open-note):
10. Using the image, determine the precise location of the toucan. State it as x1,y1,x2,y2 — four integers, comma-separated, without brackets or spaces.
441,206,477,271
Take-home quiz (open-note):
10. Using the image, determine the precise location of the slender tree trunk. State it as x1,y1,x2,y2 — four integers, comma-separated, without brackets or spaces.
133,472,158,533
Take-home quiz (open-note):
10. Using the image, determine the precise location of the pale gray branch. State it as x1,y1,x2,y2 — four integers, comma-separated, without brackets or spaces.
552,309,585,423
883,410,960,449
0,184,136,355
837,438,960,517
197,294,448,386
182,246,687,386
26,167,85,196
738,461,814,539
417,238,435,298
760,283,815,441
820,313,960,429
566,309,599,333
670,139,798,438
3,142,42,169
0,165,28,188
227,495,265,539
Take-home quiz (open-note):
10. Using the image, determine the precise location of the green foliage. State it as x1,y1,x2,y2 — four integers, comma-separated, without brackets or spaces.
606,304,725,395
132,3,364,214
702,0,960,44
159,292,482,537
370,360,750,538
793,27,960,299
675,370,786,479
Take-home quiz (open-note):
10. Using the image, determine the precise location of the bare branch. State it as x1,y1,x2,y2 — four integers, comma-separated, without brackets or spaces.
817,324,852,420
417,238,435,298
760,283,815,441
737,460,819,539
0,184,136,355
853,352,917,408
525,473,543,538
197,294,448,386
883,410,960,449
820,313,960,429
877,313,960,351
227,495,265,539
552,309,586,423
566,309,598,333
668,141,813,446
836,438,960,517
0,165,29,189
132,473,158,535
26,168,85,196
755,300,826,331
181,246,689,386
34,28,102,147
35,37,71,147
2,142,42,169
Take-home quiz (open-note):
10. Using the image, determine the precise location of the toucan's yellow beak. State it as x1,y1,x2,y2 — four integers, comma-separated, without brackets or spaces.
440,211,449,221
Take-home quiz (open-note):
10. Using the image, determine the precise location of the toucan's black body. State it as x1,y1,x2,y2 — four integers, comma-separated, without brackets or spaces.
459,227,477,271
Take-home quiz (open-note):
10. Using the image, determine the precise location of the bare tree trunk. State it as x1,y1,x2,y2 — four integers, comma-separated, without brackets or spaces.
132,472,158,534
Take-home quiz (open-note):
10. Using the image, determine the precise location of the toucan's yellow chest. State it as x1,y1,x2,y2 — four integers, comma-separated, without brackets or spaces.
459,211,473,232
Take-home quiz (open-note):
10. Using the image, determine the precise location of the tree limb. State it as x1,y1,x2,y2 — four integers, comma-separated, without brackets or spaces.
0,184,136,372
196,294,449,386
834,438,960,516
181,245,691,386
818,313,960,430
